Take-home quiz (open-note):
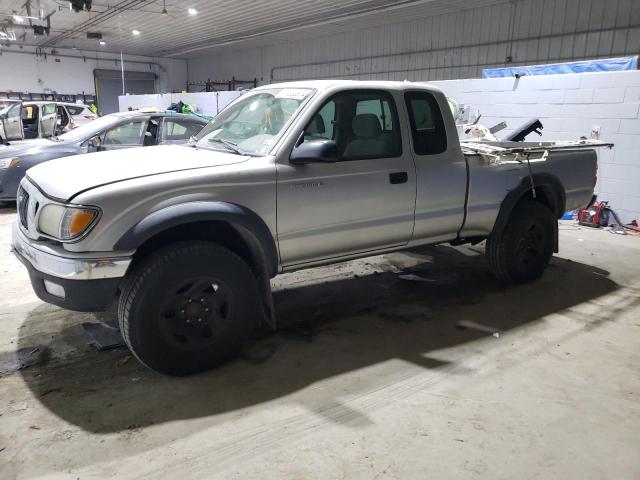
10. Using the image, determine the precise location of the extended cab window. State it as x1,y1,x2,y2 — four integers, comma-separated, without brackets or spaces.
304,90,401,161
405,92,447,155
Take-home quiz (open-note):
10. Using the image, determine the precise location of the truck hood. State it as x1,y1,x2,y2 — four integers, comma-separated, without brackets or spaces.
26,144,249,201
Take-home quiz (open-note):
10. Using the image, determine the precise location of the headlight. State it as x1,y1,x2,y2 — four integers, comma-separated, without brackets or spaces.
0,158,20,169
38,204,100,241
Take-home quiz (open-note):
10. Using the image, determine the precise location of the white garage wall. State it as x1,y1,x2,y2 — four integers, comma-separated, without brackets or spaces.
0,46,187,95
430,70,640,223
187,0,640,84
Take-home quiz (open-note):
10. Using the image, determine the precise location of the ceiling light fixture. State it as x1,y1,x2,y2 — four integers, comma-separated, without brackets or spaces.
12,15,24,23
188,8,198,15
162,0,168,14
132,29,140,36
99,40,106,45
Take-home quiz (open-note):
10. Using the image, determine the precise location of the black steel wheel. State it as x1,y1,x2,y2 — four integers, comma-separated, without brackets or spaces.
118,242,261,375
487,200,556,283
159,277,234,350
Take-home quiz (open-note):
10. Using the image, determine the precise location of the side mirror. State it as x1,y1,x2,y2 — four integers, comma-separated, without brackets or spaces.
290,139,339,164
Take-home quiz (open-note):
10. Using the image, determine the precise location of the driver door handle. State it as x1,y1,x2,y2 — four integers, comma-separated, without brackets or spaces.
389,172,408,184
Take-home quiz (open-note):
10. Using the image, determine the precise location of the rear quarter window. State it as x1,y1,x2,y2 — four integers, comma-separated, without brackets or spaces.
404,91,447,156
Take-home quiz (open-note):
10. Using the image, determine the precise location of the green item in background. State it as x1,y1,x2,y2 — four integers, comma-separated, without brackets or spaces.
181,103,196,114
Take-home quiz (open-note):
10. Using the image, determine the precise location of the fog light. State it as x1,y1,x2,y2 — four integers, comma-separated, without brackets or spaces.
43,279,65,299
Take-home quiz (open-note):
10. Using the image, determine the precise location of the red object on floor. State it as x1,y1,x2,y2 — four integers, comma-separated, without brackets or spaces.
578,201,608,228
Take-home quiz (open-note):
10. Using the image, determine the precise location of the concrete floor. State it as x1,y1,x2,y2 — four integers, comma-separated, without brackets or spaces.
0,204,639,480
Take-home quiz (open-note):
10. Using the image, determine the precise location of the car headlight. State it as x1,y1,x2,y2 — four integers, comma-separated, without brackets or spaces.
0,158,20,169
38,204,100,241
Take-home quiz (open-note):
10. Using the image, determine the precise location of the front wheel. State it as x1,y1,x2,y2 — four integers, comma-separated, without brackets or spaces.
118,241,261,375
486,200,556,283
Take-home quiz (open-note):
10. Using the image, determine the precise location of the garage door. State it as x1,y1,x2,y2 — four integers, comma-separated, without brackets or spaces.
94,69,157,115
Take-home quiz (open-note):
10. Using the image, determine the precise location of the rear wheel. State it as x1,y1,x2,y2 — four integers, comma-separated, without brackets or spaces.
118,241,260,375
487,200,556,283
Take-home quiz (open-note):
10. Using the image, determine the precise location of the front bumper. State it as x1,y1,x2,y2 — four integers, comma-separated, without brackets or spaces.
11,223,132,311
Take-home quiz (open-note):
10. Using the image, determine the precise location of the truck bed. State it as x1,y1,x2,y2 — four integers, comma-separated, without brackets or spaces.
458,139,612,239
461,139,614,164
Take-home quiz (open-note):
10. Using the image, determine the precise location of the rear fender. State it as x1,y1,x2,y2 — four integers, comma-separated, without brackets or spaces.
491,173,565,252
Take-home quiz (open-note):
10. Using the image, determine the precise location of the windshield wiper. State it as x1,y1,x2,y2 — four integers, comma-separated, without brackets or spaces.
207,138,244,155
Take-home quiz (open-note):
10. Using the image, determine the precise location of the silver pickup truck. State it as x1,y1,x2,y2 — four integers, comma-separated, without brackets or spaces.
12,80,609,375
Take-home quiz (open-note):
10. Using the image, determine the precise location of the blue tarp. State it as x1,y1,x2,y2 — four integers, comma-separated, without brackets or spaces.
482,56,638,78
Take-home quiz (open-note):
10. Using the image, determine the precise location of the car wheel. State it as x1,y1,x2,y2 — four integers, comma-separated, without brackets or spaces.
487,200,556,283
118,241,261,375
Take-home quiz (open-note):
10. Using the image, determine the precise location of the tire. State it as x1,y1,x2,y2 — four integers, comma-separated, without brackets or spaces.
486,200,556,283
118,241,261,376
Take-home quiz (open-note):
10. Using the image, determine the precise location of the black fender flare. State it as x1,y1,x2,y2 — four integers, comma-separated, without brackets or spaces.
491,173,565,250
114,201,279,277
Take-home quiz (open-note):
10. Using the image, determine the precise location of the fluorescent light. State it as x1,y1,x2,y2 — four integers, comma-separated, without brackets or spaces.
99,40,106,45
13,15,24,23
188,8,198,15
132,29,140,36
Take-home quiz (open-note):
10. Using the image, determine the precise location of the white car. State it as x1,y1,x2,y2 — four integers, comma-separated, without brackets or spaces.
0,101,58,142
0,100,98,142
56,102,98,133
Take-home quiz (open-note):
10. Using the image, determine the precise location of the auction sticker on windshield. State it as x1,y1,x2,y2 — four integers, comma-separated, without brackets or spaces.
275,89,311,100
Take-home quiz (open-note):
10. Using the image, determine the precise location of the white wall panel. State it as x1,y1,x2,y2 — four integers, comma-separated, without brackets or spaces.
431,70,640,223
0,46,187,95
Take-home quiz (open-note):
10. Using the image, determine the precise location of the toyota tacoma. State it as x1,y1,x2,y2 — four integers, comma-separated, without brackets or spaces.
12,80,610,375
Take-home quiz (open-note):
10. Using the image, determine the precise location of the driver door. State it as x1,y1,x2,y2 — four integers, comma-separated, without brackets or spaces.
99,119,148,151
39,103,57,137
2,103,24,140
277,89,417,267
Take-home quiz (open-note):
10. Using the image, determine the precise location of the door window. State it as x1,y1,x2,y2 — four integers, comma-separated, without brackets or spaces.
304,90,401,160
404,92,447,155
43,104,56,115
7,103,21,119
304,101,335,141
102,120,147,146
162,119,204,141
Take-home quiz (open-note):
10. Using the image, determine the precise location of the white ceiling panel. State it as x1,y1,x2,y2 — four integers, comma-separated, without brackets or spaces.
0,0,509,58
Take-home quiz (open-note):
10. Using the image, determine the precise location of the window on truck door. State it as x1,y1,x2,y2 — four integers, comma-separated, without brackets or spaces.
404,91,447,155
303,90,401,160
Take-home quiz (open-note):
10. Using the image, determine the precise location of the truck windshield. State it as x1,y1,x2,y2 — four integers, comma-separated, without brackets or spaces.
195,88,314,155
